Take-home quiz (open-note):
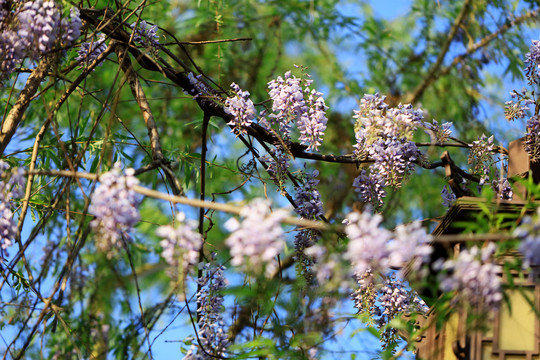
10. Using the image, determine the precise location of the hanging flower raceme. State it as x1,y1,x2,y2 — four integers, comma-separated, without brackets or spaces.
352,94,423,208
436,243,502,311
130,20,159,47
468,134,495,185
0,0,81,79
524,37,540,84
491,177,513,200
184,257,228,359
344,211,392,276
89,163,140,256
441,185,457,208
423,119,453,144
224,83,257,135
157,212,202,276
343,211,432,278
76,33,108,70
352,272,428,349
514,208,540,278
224,198,288,277
267,69,328,150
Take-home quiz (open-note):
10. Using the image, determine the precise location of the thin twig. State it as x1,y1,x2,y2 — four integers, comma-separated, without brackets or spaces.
406,0,472,104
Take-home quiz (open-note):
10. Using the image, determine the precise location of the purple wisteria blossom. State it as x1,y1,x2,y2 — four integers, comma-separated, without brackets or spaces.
352,272,428,349
224,83,257,135
89,163,140,256
61,8,82,45
293,169,324,279
185,258,228,359
259,145,290,189
377,276,428,347
343,211,392,275
441,185,457,207
76,34,107,70
436,243,502,311
352,170,386,210
224,199,288,277
514,208,540,278
187,72,214,102
351,269,377,316
468,134,495,185
525,116,540,161
294,169,324,220
524,37,540,84
297,88,328,151
353,94,420,144
157,212,202,276
504,95,534,122
267,70,328,150
0,162,25,258
352,94,423,208
267,70,305,141
387,221,432,277
130,20,159,47
18,0,62,53
0,0,81,79
491,177,513,200
369,137,420,188
505,40,540,160
423,119,453,144
344,211,431,279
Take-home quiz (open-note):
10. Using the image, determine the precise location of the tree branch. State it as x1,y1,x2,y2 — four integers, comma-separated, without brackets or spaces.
405,0,472,104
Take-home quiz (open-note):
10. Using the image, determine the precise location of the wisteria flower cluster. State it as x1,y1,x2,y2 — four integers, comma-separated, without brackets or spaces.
157,212,202,276
224,83,257,135
224,198,288,277
369,137,420,189
423,119,453,144
351,272,428,349
506,39,540,161
343,211,432,277
187,72,214,102
259,145,290,190
525,116,540,162
89,163,140,256
524,37,540,85
436,243,502,311
504,89,534,122
468,134,496,185
129,20,159,48
491,177,513,200
353,97,423,142
0,161,25,258
352,170,387,209
221,68,328,191
351,269,377,317
76,34,108,70
267,69,328,151
185,258,228,359
294,169,324,220
0,0,81,79
513,208,540,278
293,169,324,279
441,185,457,207
352,94,426,208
